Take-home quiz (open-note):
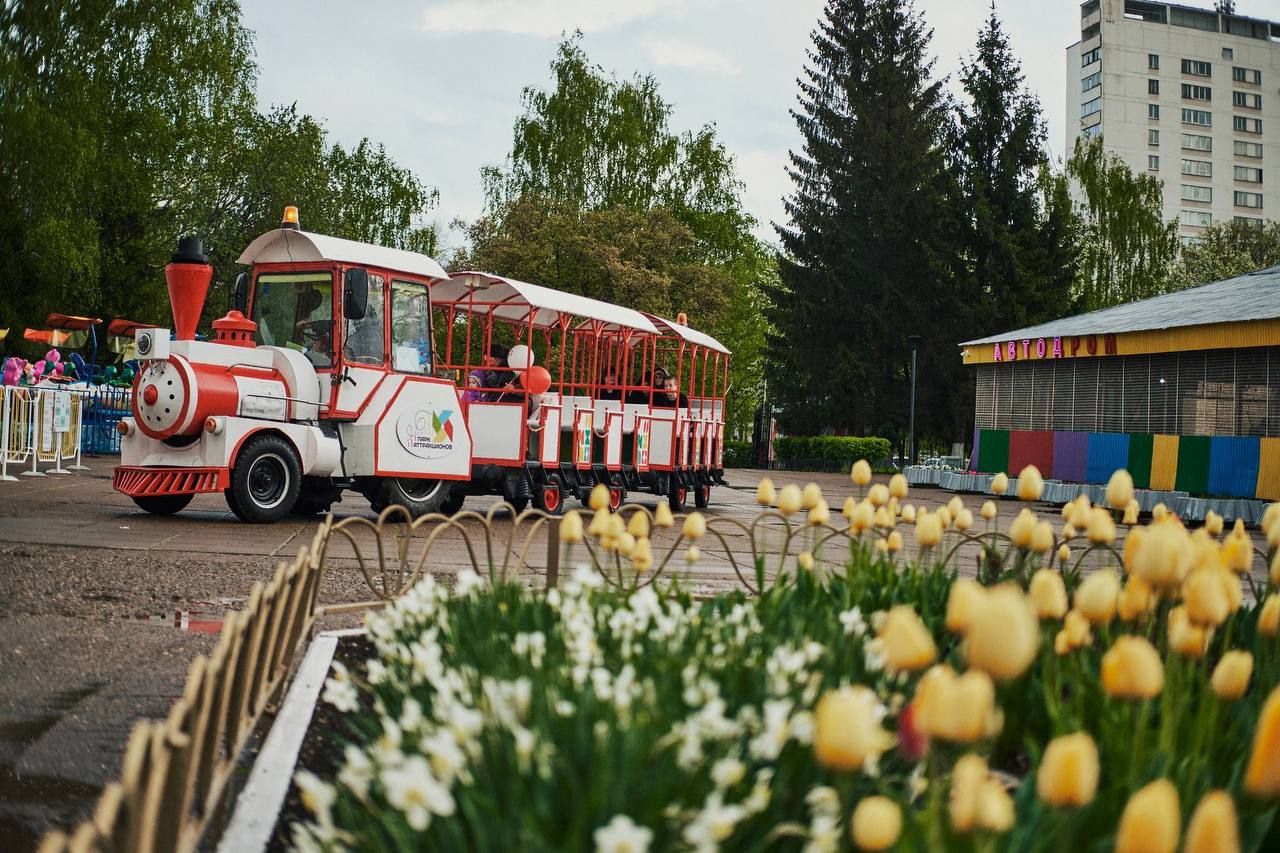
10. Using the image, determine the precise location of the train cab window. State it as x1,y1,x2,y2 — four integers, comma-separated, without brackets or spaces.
251,273,334,369
391,280,431,373
344,273,385,365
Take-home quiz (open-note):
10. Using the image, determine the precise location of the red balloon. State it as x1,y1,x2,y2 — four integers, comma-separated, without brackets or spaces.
521,365,552,395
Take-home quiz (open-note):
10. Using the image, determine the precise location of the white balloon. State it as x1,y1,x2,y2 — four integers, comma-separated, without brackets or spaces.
508,344,534,369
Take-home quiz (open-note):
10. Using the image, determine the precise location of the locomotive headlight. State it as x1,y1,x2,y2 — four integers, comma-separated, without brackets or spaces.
134,328,170,360
137,331,152,356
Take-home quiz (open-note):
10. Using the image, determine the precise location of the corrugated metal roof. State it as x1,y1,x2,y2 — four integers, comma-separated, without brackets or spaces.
961,265,1280,346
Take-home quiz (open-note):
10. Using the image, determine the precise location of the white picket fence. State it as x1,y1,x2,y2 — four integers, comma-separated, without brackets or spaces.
0,384,91,480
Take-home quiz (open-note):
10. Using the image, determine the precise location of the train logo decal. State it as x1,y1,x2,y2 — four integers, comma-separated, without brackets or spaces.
397,408,457,459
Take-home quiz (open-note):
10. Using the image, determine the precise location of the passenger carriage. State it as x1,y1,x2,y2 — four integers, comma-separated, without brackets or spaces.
112,209,729,521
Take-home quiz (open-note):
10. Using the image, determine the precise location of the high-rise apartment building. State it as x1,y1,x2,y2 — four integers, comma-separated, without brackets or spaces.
1066,0,1279,240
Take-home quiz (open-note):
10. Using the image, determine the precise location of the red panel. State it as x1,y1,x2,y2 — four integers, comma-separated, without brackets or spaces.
1007,431,1055,480
113,466,228,497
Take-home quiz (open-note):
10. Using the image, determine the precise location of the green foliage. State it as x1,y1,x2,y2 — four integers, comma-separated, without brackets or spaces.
1171,219,1280,289
1066,136,1180,311
774,435,892,468
470,35,770,440
0,2,438,344
722,439,752,468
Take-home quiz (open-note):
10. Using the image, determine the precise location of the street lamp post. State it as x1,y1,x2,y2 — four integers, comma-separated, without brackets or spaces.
908,335,922,466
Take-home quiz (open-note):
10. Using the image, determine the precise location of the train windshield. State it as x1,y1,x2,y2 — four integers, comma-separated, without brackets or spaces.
251,273,334,368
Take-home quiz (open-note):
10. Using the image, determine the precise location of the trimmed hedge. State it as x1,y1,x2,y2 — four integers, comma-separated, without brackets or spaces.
774,435,892,471
723,440,752,468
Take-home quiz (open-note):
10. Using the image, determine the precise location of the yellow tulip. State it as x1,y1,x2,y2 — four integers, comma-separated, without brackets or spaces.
1030,521,1055,554
1122,499,1140,526
1130,522,1195,591
1272,551,1280,588
1053,631,1072,655
559,510,584,544
1086,507,1116,545
991,472,1009,496
946,578,985,633
627,511,650,539
588,507,610,538
1101,636,1164,699
1058,543,1071,565
886,531,903,553
1261,597,1280,636
1211,651,1253,701
851,459,872,487
947,495,964,518
901,503,917,524
1263,503,1280,537
873,506,893,530
874,538,889,554
955,508,975,532
777,484,802,516
879,605,937,672
869,483,890,508
756,477,776,506
851,796,901,852
654,502,674,529
923,666,1000,742
802,482,823,510
915,512,943,548
852,500,875,534
1205,510,1224,537
1221,532,1253,575
937,506,953,530
1036,732,1099,807
1116,779,1180,853
685,545,700,563
1245,685,1280,797
808,499,831,527
1029,569,1068,619
682,512,706,540
1220,568,1243,614
950,753,988,833
842,495,857,520
964,584,1039,681
1122,524,1144,573
617,531,636,557
889,473,909,500
1184,791,1239,853
980,500,997,521
1017,465,1044,501
977,778,1014,832
589,482,610,511
1062,522,1078,540
1169,606,1211,658
1063,609,1092,648
798,551,815,571
1117,576,1155,621
1067,494,1093,528
1152,502,1168,522
1184,568,1229,627
1074,569,1120,625
632,537,653,572
1106,469,1134,510
813,686,895,771
1009,508,1036,549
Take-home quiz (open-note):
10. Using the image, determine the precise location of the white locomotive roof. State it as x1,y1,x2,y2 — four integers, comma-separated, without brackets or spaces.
237,228,449,281
435,272,659,334
646,314,730,354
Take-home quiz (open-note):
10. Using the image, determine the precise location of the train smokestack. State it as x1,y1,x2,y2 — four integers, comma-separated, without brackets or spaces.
166,236,211,341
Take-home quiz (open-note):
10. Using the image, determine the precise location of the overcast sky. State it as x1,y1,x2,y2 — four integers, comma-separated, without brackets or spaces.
241,0,1274,251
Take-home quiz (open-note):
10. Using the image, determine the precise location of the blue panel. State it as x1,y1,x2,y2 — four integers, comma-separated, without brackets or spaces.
1085,433,1130,484
1208,436,1260,498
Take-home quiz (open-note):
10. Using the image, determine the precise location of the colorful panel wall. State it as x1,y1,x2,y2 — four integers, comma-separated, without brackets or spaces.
975,429,1280,500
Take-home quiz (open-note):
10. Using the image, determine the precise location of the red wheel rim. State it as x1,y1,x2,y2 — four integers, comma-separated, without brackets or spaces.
702,486,711,501
677,488,687,504
543,487,560,511
609,489,623,510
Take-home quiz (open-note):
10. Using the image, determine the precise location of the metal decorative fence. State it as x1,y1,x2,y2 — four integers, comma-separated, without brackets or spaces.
37,532,324,853
80,387,132,455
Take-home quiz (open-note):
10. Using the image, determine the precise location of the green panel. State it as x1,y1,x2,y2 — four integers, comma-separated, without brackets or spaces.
977,429,1010,474
1127,433,1154,490
1175,435,1211,495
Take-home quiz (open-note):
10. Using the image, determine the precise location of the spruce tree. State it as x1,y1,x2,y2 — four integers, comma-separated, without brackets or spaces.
770,0,960,443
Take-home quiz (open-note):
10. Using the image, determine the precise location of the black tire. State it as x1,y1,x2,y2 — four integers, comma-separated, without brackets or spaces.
131,494,193,515
533,477,564,515
668,478,689,512
229,434,302,523
442,487,466,515
291,478,341,517
694,483,711,509
371,477,448,518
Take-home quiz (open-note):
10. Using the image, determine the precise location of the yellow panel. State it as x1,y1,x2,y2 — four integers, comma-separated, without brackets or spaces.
961,319,1280,365
1150,434,1179,491
1257,439,1280,502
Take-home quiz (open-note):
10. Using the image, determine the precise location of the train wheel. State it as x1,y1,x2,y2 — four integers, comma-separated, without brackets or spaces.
441,486,466,515
131,494,193,516
534,478,564,515
609,487,625,511
291,478,341,516
668,479,689,513
229,435,301,523
372,477,448,518
694,484,711,509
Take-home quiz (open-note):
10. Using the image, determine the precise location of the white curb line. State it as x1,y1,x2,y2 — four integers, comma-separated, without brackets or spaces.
217,631,347,853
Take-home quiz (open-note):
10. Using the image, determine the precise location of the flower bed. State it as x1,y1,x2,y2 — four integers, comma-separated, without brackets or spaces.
285,470,1280,852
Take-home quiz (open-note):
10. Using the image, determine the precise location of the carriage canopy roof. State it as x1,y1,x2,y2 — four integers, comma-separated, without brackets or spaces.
237,228,449,281
645,313,730,354
434,272,659,334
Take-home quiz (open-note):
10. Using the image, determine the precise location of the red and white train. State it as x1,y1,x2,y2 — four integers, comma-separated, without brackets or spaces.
113,209,729,522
